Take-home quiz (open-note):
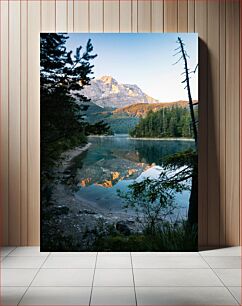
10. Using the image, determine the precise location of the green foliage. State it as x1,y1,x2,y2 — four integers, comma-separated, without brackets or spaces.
118,177,177,235
42,216,197,251
118,149,197,235
93,221,197,251
161,150,198,189
126,103,199,229
86,120,113,135
41,229,82,252
41,33,111,170
163,149,197,170
130,106,198,138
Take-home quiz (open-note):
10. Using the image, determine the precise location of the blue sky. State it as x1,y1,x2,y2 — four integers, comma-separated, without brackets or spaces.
65,33,198,102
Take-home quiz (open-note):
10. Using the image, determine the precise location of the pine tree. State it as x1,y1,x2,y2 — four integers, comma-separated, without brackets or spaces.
129,106,192,138
40,33,110,169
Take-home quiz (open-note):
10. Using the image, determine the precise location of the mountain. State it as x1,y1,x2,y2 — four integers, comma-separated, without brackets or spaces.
113,100,198,118
79,76,160,108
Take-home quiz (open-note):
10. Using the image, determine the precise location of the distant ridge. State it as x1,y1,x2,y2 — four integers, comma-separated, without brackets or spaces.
78,75,160,108
113,100,198,117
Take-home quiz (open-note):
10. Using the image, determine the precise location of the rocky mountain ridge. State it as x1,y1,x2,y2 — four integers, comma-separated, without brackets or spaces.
79,75,160,108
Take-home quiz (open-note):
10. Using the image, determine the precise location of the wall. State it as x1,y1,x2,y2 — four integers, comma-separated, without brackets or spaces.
0,0,240,247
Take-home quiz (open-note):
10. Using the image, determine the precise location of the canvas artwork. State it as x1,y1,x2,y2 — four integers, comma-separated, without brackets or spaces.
41,33,198,251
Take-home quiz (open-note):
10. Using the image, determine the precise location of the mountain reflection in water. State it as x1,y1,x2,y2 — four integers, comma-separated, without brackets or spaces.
72,135,195,217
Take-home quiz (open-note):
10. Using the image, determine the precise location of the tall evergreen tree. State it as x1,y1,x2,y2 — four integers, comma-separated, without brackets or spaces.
40,33,110,169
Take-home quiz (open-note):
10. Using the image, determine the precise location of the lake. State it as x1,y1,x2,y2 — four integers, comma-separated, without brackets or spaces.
72,135,195,220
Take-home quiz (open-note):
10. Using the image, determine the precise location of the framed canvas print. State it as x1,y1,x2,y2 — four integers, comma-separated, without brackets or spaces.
40,33,198,252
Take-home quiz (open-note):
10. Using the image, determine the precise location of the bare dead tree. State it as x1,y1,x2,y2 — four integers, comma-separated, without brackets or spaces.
173,37,198,226
174,37,198,148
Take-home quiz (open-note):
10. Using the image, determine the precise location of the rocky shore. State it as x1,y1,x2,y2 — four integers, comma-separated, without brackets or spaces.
42,142,140,251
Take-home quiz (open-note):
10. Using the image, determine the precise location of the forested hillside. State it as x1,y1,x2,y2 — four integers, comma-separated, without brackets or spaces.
113,100,197,118
130,106,197,138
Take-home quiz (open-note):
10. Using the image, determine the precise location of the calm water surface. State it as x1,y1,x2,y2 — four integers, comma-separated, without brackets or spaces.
73,135,195,219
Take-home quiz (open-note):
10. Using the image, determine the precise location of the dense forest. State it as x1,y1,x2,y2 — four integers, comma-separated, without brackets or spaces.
129,106,197,138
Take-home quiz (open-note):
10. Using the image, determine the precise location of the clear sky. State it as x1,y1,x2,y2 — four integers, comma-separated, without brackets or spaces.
65,33,198,102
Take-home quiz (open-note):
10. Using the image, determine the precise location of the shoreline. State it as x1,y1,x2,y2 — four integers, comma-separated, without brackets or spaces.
59,142,92,171
88,135,195,142
43,136,190,249
129,137,194,142
44,140,141,248
52,140,134,220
